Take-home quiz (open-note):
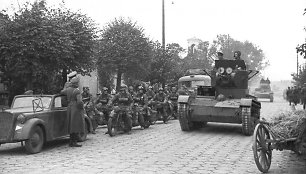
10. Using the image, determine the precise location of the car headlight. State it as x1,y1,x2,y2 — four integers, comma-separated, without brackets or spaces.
17,114,26,124
217,67,224,74
226,67,233,74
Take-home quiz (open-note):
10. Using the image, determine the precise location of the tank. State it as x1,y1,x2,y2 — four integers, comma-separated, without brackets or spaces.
253,78,274,102
177,59,261,136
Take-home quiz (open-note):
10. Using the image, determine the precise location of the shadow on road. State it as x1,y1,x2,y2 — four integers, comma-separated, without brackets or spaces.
195,122,245,136
0,138,70,155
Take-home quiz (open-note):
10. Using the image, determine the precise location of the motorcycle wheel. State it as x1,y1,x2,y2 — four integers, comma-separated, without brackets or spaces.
107,117,117,137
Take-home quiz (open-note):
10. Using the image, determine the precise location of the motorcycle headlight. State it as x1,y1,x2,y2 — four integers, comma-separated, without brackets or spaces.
226,67,233,74
17,114,26,124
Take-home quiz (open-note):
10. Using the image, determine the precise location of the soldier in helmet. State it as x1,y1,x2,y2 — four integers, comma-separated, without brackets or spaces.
82,87,92,103
107,85,133,133
167,86,179,119
95,87,112,124
133,86,149,129
152,87,168,123
128,85,136,98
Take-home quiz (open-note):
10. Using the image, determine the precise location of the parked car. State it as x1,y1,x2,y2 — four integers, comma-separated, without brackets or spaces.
0,94,92,154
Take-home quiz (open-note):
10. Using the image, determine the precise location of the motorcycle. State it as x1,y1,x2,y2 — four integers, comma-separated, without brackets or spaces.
107,106,132,137
83,101,104,132
150,101,171,124
132,103,151,129
167,100,178,119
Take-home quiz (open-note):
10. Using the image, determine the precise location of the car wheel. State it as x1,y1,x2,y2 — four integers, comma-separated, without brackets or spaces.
25,126,44,154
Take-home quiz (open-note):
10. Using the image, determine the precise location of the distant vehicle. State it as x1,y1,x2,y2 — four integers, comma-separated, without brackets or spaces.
253,79,274,102
178,60,261,136
0,94,92,154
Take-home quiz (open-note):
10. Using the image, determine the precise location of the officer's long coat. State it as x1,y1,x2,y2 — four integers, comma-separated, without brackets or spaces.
61,87,85,134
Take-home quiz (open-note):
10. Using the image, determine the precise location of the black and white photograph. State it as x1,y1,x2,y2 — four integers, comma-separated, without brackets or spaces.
0,0,306,173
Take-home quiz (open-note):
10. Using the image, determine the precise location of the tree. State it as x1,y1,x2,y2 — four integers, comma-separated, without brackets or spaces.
183,40,214,71
0,1,97,102
147,41,184,86
97,18,151,90
210,34,269,71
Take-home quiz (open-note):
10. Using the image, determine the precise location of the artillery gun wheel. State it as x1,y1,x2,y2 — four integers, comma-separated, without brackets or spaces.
241,107,257,136
178,103,193,131
252,123,272,173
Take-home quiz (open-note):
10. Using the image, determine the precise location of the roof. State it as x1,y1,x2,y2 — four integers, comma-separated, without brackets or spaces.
178,75,211,82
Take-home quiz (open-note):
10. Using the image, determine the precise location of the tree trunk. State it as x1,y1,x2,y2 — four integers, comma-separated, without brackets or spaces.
116,70,122,92
62,68,67,87
26,72,33,91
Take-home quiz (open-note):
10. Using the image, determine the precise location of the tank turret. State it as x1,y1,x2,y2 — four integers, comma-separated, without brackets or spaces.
210,59,257,99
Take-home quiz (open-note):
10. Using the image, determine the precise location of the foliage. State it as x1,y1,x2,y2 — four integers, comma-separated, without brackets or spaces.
146,41,185,86
97,17,151,90
210,34,269,71
0,0,97,103
183,40,214,71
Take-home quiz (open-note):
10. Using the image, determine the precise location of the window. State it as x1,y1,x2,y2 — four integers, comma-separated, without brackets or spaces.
54,97,62,108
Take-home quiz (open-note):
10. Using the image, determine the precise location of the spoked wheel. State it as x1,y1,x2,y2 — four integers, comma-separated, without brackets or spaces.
107,117,117,137
252,123,272,173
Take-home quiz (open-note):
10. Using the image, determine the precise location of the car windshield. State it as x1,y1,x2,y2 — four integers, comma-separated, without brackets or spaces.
180,80,205,88
12,96,52,109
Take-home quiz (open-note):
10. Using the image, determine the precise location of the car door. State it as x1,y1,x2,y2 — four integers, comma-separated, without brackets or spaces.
51,96,69,139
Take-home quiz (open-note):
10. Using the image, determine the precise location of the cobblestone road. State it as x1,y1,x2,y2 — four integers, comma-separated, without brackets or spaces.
1,96,306,174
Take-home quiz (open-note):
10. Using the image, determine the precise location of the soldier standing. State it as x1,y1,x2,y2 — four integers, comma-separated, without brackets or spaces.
301,84,306,109
60,77,84,147
167,86,179,119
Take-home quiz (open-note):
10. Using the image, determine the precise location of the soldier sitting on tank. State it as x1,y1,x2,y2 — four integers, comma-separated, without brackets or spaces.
133,86,148,129
107,85,133,133
233,51,246,70
151,88,168,124
95,87,112,124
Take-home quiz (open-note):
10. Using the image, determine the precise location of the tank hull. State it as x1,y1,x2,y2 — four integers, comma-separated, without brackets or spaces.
189,98,242,124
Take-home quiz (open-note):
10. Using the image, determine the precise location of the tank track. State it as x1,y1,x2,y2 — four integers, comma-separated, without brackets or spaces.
178,103,193,131
241,105,259,136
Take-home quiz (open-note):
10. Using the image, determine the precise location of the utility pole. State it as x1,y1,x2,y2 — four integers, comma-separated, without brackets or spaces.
297,45,300,77
162,0,165,50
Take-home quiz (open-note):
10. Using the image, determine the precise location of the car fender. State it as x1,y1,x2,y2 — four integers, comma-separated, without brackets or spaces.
14,118,47,140
178,95,190,104
240,98,253,107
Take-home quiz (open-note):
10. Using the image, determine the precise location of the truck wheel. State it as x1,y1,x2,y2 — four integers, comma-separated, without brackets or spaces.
241,107,256,136
25,126,44,154
77,120,88,142
178,103,193,131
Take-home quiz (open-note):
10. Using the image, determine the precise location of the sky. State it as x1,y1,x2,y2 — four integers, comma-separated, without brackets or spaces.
1,0,306,81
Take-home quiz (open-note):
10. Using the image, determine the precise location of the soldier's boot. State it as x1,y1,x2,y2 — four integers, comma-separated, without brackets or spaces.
70,133,82,147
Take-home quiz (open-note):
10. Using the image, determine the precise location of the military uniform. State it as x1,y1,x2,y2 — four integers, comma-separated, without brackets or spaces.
96,92,112,122
152,91,168,123
109,91,133,131
133,92,148,128
167,91,179,118
60,77,84,147
301,86,306,109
